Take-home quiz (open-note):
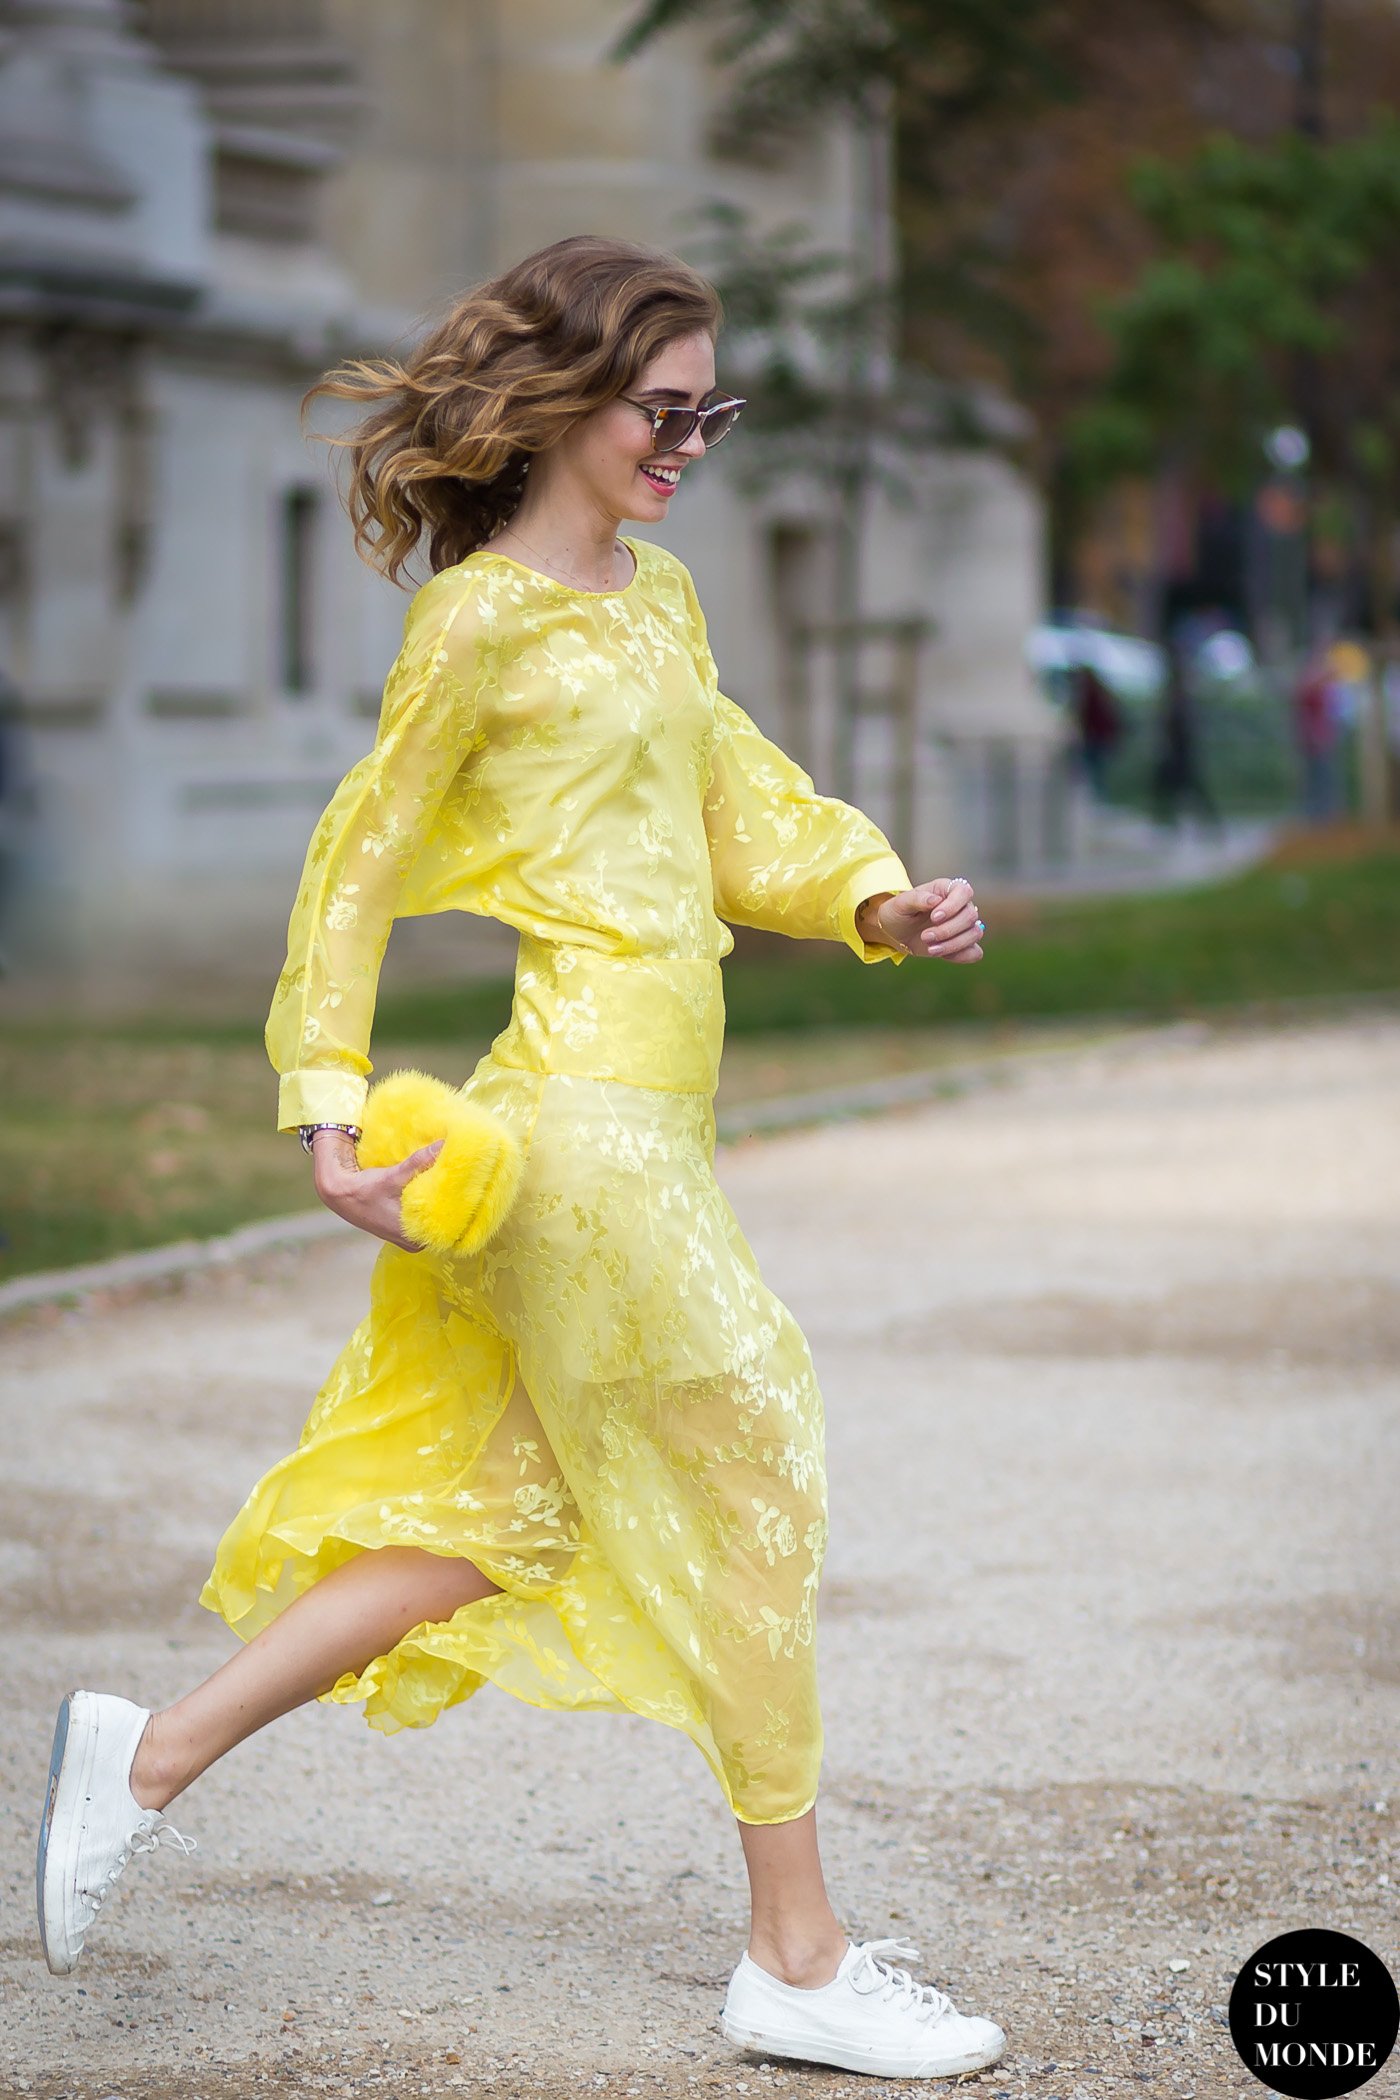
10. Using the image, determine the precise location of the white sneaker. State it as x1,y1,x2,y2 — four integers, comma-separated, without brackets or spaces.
721,1935,1007,2079
36,1690,198,1976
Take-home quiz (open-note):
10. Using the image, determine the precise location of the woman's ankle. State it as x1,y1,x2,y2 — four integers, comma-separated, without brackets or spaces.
746,1923,849,1988
129,1711,193,1813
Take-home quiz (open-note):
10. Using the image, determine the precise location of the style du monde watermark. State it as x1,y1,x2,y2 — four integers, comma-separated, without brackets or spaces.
1228,1929,1398,2100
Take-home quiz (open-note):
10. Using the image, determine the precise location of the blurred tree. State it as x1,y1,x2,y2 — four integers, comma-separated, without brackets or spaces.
1074,125,1400,487
642,188,1014,812
614,2,1231,595
619,6,1400,521
900,0,1400,611
611,0,1159,731
614,0,1090,152
1066,117,1400,812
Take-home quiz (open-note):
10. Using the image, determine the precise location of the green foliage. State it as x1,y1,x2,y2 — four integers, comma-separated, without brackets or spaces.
612,0,897,138
613,0,1070,138
1068,116,1400,502
1351,421,1395,487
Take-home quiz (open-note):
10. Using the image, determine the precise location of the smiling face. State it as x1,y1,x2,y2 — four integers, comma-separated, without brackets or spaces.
543,328,720,529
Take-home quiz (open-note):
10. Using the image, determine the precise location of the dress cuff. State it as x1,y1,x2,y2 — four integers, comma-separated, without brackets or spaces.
837,856,913,964
276,1068,370,1136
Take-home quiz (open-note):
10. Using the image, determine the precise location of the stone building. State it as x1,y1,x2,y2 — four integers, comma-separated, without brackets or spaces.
0,0,1066,992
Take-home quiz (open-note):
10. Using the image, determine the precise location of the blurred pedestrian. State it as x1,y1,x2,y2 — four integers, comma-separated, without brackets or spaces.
34,233,1005,2080
1295,644,1344,823
1151,645,1219,829
1071,660,1122,802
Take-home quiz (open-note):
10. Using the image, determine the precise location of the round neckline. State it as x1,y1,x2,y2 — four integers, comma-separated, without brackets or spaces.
476,533,642,599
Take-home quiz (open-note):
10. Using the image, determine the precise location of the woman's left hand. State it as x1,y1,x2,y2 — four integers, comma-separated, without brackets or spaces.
864,877,985,961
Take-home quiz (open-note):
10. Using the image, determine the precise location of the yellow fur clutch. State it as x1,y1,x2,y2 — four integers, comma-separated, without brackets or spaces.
356,1069,524,1258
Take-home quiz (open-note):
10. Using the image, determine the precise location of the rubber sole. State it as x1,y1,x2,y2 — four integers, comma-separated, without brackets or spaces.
36,1691,78,1975
720,2009,1006,2079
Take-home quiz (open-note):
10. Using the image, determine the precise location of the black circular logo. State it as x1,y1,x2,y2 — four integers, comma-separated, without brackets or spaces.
1229,1929,1398,2097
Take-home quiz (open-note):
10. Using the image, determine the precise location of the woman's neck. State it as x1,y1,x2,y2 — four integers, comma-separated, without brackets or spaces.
491,502,627,592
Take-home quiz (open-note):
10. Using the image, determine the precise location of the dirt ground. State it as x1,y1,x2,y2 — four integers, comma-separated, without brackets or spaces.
2,1013,1397,2100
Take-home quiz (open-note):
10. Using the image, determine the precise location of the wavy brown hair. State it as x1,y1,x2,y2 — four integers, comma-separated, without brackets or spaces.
305,234,722,585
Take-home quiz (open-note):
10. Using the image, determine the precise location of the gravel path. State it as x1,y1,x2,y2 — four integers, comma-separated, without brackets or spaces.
3,1014,1397,2100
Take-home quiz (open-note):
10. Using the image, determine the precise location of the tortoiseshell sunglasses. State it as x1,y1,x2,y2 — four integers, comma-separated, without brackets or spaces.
620,390,746,453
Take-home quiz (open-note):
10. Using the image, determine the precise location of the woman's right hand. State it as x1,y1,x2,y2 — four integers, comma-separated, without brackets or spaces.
310,1129,444,1251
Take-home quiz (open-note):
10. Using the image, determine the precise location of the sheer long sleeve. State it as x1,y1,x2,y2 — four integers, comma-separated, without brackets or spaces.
265,576,486,1133
680,568,912,965
704,691,912,962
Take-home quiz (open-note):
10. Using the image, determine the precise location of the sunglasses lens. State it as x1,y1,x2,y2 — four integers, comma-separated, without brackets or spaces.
700,403,739,447
652,408,699,451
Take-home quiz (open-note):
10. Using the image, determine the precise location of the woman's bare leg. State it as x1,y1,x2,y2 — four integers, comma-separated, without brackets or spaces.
738,1806,850,1986
129,1546,503,1812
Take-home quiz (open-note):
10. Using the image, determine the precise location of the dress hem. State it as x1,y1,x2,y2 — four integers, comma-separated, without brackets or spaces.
199,1532,820,1828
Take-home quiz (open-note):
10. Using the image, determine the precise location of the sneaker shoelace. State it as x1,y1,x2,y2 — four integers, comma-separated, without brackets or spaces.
86,1816,199,1919
848,1938,954,2027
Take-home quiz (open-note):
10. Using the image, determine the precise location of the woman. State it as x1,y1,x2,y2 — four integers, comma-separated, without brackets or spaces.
36,235,1003,2081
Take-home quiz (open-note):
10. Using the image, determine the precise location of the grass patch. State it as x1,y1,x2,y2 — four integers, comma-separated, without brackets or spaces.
719,836,1400,1029
4,832,1396,1283
0,1018,1047,1284
0,1031,485,1283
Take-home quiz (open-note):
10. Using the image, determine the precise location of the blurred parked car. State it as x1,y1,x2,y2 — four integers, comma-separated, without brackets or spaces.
1027,611,1294,814
1027,611,1166,709
1028,610,1258,709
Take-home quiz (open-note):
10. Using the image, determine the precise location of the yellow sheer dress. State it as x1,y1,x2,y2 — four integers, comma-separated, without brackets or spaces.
199,534,911,1824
